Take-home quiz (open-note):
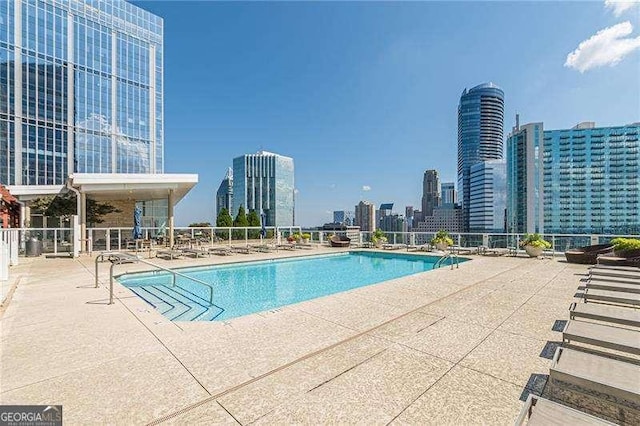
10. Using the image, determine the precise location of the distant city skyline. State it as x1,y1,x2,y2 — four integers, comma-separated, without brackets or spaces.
128,1,640,226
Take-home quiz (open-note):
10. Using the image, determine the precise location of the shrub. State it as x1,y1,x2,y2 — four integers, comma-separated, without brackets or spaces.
519,233,551,249
431,230,454,246
371,229,387,244
301,233,311,240
610,238,640,251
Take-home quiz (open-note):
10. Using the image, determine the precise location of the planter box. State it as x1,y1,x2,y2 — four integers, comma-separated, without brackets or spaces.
525,245,544,257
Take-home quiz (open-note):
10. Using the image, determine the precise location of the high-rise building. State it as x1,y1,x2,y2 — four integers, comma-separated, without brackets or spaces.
506,118,544,234
232,150,294,227
379,214,406,233
441,182,457,207
0,0,165,185
421,170,440,217
469,159,506,232
414,206,464,233
543,123,639,234
1,0,197,236
354,200,375,232
216,167,233,217
457,83,505,230
405,206,414,230
333,210,354,225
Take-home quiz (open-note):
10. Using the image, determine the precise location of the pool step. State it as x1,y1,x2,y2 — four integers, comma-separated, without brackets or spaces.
132,285,221,321
128,286,175,315
136,286,195,320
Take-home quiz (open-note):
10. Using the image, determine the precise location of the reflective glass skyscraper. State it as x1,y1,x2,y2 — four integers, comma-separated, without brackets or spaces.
469,159,506,232
457,83,504,230
506,121,544,234
232,151,294,227
215,167,232,218
0,0,163,186
543,123,639,234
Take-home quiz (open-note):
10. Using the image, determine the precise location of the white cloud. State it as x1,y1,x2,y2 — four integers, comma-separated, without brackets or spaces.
605,0,639,17
565,21,640,72
362,185,371,191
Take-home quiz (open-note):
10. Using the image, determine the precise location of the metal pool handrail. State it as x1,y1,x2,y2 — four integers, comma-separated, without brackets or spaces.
95,251,215,305
434,253,459,270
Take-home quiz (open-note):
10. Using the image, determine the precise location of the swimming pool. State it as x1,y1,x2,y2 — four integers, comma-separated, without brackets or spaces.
118,251,467,321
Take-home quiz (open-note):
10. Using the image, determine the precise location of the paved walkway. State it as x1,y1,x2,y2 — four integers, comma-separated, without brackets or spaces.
0,249,587,424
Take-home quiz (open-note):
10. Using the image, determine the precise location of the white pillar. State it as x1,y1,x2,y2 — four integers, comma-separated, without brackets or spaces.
168,189,175,248
80,192,86,252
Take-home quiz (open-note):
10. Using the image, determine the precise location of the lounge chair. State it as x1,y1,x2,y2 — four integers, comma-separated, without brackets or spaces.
231,245,254,254
382,243,406,250
407,244,432,252
208,246,233,256
547,347,640,424
565,244,615,264
276,243,296,251
585,278,640,295
582,288,640,306
155,249,184,260
250,244,273,252
181,248,209,258
597,249,640,267
570,302,640,328
590,268,640,281
330,235,351,247
562,320,640,356
515,394,615,425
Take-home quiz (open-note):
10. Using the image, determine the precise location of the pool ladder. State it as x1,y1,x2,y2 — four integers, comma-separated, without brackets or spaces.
94,251,216,306
434,252,459,270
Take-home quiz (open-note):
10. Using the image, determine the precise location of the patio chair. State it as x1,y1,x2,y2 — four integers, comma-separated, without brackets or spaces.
562,320,640,356
181,247,209,258
515,394,615,425
547,347,640,424
565,244,615,264
582,288,640,306
597,249,640,267
590,267,640,281
155,249,184,260
570,302,640,328
330,235,351,247
208,246,233,256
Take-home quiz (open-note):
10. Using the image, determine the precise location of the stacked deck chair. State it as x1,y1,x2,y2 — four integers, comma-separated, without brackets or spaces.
532,264,640,424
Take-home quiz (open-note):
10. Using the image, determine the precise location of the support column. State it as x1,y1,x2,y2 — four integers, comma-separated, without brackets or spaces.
80,192,86,252
168,189,174,248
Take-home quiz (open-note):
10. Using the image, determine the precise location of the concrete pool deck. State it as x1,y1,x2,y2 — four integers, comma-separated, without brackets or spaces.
0,248,587,424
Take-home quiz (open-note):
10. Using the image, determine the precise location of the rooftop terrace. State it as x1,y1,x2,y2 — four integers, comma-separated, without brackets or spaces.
0,249,588,424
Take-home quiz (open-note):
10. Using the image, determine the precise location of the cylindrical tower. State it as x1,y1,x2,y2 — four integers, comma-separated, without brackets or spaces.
457,82,504,230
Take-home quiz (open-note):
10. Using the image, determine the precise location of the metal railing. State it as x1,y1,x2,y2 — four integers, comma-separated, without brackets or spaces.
94,251,215,305
434,252,459,270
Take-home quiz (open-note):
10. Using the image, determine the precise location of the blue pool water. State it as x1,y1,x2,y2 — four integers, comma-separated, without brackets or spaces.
118,251,466,321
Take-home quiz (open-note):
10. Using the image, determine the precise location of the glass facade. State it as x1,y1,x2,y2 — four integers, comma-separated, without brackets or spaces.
232,151,295,227
441,182,456,207
506,122,544,234
215,167,233,218
469,159,506,232
0,0,163,186
457,82,504,230
543,124,640,234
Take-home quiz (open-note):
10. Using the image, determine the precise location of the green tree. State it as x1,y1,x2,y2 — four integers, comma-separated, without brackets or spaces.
30,193,121,225
216,208,233,227
233,205,248,239
247,209,261,239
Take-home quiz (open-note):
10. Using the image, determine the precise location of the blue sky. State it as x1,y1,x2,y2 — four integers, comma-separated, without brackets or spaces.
133,1,640,226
